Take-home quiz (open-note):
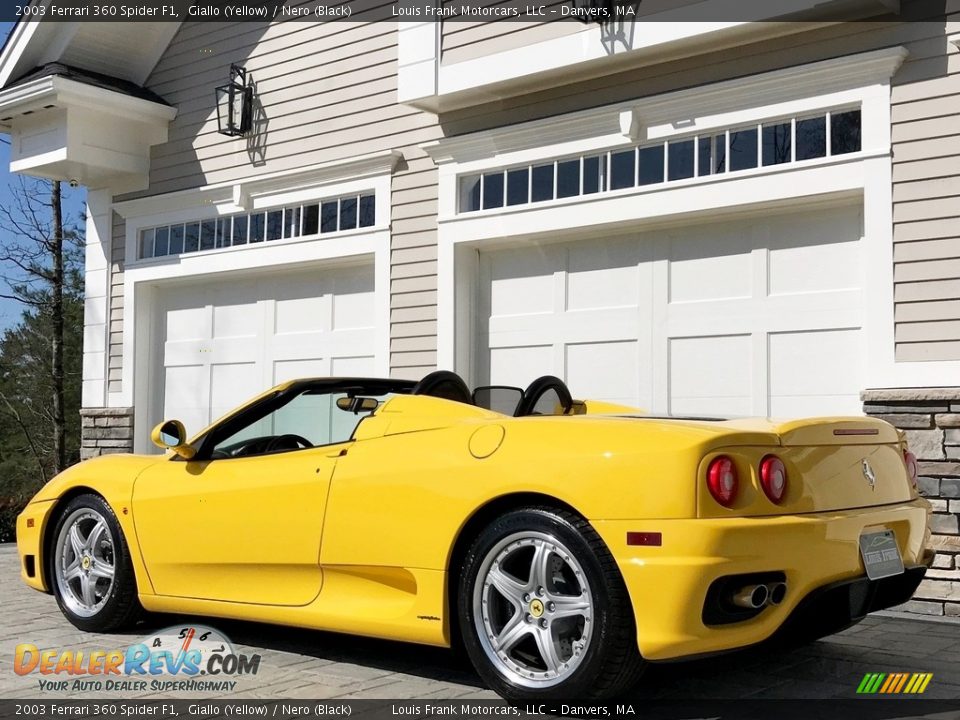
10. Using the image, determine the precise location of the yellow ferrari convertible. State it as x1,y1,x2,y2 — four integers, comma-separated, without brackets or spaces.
16,371,932,699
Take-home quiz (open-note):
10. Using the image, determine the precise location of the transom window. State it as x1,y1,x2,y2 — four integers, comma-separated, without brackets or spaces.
458,108,861,214
139,192,376,259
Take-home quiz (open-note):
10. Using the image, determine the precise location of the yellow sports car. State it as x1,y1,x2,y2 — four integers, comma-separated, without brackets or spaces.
16,371,932,699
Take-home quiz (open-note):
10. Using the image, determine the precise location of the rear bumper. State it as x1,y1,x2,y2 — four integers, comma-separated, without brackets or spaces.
593,498,931,660
771,564,927,645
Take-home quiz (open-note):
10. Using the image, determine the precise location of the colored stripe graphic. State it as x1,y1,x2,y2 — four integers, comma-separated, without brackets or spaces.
857,672,932,694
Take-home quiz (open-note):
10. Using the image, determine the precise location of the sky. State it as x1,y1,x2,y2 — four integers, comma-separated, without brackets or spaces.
0,20,88,333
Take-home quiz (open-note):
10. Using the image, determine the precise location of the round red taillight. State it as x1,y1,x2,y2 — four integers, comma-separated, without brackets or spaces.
707,455,739,507
904,450,918,489
759,455,788,504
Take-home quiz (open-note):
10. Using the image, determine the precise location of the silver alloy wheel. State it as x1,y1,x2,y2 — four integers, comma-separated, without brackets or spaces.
473,531,594,689
54,508,116,618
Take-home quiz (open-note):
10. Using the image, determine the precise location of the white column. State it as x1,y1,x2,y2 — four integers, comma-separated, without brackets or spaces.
81,188,112,409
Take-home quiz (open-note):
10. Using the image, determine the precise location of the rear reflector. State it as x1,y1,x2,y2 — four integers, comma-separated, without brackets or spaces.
26,518,34,528
833,428,879,436
627,532,662,547
904,450,918,489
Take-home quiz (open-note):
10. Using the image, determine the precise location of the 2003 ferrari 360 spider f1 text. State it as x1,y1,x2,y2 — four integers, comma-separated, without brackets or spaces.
16,371,932,699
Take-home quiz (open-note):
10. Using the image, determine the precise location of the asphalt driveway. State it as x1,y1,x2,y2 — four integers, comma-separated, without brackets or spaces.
2,545,959,701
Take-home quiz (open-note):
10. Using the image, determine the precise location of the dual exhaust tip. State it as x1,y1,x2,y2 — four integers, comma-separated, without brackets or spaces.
731,581,787,610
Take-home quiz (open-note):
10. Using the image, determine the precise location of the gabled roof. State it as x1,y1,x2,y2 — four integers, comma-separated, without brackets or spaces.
0,5,181,93
6,62,170,106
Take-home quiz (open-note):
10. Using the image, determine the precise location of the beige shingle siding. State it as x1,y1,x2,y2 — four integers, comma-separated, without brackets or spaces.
109,17,442,380
108,211,126,394
892,25,960,361
441,15,582,65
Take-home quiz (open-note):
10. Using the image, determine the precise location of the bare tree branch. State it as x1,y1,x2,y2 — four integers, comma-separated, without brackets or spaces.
0,390,48,483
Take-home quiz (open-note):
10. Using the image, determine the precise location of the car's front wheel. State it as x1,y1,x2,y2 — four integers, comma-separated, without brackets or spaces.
458,507,644,700
49,494,142,632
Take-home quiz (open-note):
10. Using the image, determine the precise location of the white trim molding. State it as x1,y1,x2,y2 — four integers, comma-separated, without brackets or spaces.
399,0,899,112
424,46,950,392
107,158,399,449
113,149,402,221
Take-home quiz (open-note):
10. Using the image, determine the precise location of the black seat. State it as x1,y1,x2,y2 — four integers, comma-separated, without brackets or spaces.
515,375,573,416
411,370,473,405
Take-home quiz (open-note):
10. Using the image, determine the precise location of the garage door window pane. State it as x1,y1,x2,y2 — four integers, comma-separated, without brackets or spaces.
796,117,826,161
169,225,185,254
762,122,792,166
266,210,284,241
232,216,248,246
359,194,375,227
321,201,338,233
507,168,529,205
200,221,216,250
714,135,727,173
729,128,758,171
557,159,580,198
638,145,664,186
154,227,169,256
668,139,694,181
610,149,636,190
831,110,861,155
250,213,266,243
459,174,481,212
184,223,200,253
483,172,505,209
583,155,606,194
340,197,358,230
216,218,231,248
139,228,155,258
531,164,554,202
302,204,319,236
284,207,300,238
697,138,711,177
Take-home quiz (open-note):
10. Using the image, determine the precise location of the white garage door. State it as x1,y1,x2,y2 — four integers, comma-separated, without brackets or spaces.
478,205,865,417
156,263,376,436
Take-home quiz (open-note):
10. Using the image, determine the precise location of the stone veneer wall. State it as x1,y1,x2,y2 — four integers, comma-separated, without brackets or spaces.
80,407,134,460
862,388,960,618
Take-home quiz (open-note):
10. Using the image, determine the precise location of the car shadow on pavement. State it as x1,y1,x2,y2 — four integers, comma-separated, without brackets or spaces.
114,612,959,702
120,612,816,698
129,613,487,689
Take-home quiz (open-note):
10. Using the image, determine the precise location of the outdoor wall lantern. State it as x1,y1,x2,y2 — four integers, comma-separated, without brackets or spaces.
215,64,252,137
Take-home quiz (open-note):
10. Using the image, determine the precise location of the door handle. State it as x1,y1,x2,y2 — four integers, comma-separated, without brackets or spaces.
326,448,348,458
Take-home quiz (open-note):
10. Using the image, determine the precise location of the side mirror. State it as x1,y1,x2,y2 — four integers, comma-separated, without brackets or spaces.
335,396,380,414
150,420,196,459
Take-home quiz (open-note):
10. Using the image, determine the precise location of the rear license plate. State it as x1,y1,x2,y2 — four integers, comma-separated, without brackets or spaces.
859,530,905,580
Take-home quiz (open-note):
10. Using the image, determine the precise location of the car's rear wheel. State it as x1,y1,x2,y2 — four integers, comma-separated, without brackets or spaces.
458,507,644,700
49,494,142,632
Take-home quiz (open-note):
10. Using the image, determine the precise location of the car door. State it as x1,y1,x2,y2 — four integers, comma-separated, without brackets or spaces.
132,385,361,606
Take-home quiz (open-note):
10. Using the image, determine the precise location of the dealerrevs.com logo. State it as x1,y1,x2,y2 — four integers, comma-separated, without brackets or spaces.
14,625,261,693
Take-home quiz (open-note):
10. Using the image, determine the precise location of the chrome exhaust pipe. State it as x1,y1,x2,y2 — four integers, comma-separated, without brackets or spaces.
767,582,787,606
731,584,769,609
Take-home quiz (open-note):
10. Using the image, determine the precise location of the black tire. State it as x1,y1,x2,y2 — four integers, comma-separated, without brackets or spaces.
458,506,644,700
47,494,143,632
